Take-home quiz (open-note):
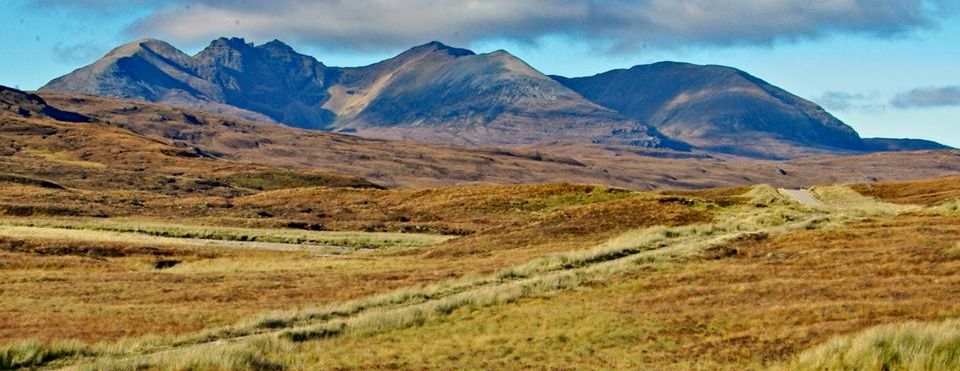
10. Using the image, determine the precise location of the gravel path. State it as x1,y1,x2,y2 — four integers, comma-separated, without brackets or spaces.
779,189,825,207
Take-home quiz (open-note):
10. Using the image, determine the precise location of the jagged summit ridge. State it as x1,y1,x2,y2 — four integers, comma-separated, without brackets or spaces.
41,37,670,148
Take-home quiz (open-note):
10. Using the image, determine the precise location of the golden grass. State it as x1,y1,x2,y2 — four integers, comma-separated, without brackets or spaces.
4,90,960,368
811,185,921,215
4,174,960,369
248,214,960,370
851,175,960,206
0,217,451,250
781,319,960,371
6,185,880,369
0,185,711,347
56,187,960,369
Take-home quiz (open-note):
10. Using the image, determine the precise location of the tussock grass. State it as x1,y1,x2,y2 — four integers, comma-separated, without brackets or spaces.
79,338,291,371
811,185,920,215
744,184,794,206
851,175,960,206
0,340,91,369
0,217,451,249
780,319,960,371
933,198,960,215
222,170,382,191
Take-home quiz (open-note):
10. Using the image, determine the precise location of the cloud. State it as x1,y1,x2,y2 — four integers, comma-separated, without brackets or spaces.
891,86,960,108
814,91,885,113
27,0,158,16
30,0,957,52
52,42,106,64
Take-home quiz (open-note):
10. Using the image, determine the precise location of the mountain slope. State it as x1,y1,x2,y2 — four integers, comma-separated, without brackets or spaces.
41,39,949,158
332,42,671,147
41,39,671,149
193,38,336,129
554,62,866,158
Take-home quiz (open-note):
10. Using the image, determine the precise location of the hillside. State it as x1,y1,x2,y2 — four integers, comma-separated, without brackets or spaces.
36,91,960,190
3,170,960,369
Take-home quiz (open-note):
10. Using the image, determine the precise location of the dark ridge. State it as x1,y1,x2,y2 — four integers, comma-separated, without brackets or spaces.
0,85,91,123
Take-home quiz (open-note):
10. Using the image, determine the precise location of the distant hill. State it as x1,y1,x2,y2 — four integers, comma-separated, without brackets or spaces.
41,39,949,158
861,138,953,152
553,62,952,158
553,62,861,158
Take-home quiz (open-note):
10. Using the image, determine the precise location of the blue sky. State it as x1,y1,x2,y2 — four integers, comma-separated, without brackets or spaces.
2,0,959,147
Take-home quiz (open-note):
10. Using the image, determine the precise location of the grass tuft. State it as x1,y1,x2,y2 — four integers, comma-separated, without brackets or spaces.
781,319,960,371
0,340,93,369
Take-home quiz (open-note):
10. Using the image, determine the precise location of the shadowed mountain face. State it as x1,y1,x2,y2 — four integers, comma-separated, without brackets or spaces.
193,38,335,129
553,62,869,159
41,39,948,158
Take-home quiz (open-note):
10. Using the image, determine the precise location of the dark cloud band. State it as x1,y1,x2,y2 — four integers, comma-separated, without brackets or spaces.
32,0,957,52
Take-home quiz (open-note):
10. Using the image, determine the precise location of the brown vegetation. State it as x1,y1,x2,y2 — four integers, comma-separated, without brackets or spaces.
269,213,960,370
852,175,960,205
34,93,960,190
0,184,711,344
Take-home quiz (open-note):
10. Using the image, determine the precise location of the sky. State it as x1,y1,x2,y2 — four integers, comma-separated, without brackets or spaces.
2,0,959,147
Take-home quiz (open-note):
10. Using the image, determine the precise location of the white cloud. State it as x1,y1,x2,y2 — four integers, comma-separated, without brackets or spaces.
892,86,960,108
814,91,886,113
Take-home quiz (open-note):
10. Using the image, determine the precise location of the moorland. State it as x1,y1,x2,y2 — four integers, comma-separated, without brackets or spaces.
2,83,960,369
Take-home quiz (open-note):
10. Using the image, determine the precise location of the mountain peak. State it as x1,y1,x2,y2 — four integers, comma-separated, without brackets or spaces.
103,38,181,60
406,41,475,57
205,37,255,51
259,39,293,51
485,49,520,60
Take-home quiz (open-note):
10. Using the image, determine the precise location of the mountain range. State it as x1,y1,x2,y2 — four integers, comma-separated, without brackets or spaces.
40,38,950,158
